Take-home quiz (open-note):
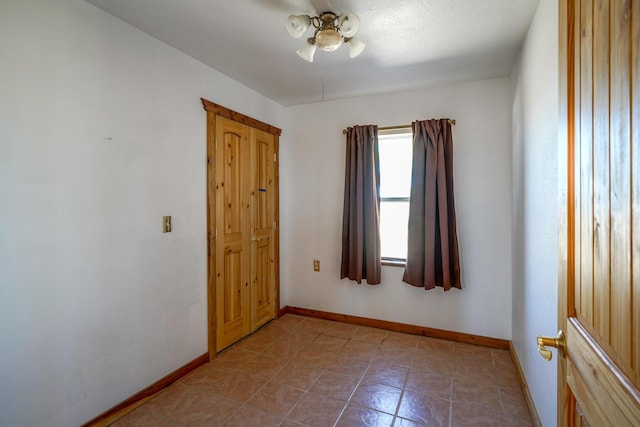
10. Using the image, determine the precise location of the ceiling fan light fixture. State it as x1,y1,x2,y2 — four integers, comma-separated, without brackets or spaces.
286,11,364,61
345,37,365,58
296,40,317,62
286,14,311,38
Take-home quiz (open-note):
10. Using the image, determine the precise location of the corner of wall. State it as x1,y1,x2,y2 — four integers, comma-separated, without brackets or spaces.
509,0,559,425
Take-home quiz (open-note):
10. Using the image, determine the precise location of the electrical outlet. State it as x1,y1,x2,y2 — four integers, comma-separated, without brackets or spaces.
313,259,320,272
163,216,172,233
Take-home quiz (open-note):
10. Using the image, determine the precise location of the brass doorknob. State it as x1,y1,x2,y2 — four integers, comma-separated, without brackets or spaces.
537,330,566,361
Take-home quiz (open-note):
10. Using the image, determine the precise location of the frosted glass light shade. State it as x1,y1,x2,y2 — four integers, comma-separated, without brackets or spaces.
315,29,342,51
286,14,311,38
339,13,360,38
346,37,365,58
296,42,317,62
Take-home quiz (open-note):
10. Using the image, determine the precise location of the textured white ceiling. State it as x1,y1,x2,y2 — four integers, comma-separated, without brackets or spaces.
85,0,540,106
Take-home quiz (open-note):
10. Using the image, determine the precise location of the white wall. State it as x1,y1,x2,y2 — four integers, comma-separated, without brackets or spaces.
510,0,558,425
0,1,284,426
281,78,513,340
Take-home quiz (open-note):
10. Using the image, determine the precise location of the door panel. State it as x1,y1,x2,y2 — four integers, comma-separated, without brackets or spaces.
609,0,632,371
250,128,276,331
560,0,640,424
222,243,243,324
220,243,247,345
255,131,272,230
253,238,273,329
576,0,594,325
592,0,609,341
215,117,251,350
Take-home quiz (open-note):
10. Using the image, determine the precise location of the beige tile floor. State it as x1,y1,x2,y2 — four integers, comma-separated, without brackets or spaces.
112,314,533,427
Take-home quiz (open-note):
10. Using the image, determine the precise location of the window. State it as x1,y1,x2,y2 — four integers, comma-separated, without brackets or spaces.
378,128,412,262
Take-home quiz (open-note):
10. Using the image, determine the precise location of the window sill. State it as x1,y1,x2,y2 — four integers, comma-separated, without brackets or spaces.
381,259,406,268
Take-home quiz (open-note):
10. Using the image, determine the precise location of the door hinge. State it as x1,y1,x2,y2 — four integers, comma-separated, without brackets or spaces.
273,221,277,231
215,228,218,240
273,152,276,163
215,138,218,150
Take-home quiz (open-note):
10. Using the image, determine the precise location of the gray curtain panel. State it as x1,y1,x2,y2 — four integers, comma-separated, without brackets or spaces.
403,119,461,291
341,125,382,285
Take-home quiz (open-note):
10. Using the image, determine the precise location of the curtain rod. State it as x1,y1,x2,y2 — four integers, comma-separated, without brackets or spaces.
342,119,456,134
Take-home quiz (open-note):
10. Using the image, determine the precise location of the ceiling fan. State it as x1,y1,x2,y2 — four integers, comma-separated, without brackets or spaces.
286,11,365,62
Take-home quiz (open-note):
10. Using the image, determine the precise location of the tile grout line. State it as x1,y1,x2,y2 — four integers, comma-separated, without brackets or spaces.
275,321,319,426
391,339,417,425
331,329,402,426
331,330,380,427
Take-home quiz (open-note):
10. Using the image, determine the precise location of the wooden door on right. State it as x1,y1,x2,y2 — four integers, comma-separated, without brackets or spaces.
559,0,640,425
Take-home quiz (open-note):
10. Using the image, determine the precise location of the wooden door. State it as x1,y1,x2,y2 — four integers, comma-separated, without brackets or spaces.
203,99,281,355
250,128,277,331
558,0,640,425
215,116,252,350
